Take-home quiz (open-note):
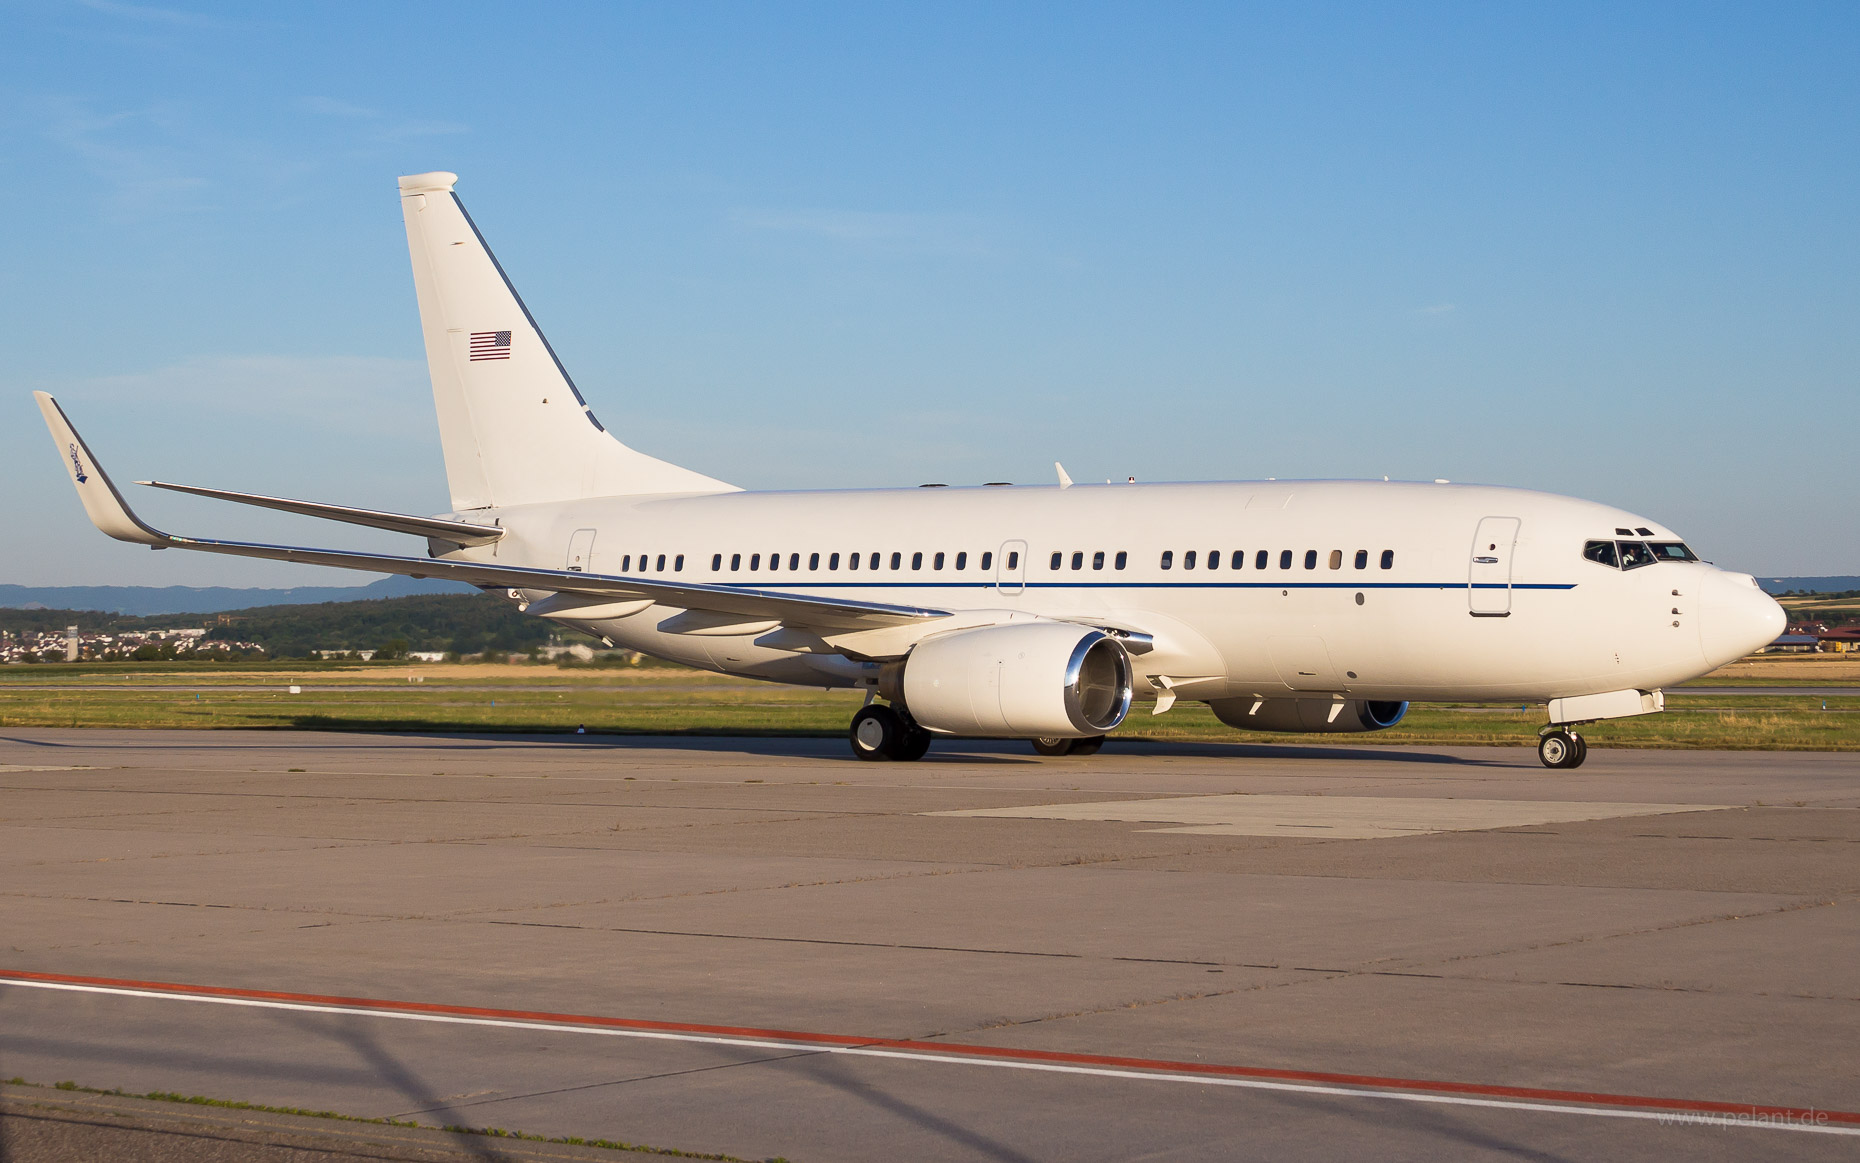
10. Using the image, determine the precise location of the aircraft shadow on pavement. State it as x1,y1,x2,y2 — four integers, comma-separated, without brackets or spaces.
0,728,1516,767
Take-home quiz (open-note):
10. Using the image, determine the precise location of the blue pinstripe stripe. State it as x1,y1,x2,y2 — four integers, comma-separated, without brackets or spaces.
701,580,1577,592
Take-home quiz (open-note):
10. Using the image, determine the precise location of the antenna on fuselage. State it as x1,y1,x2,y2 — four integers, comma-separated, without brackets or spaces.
1055,462,1073,489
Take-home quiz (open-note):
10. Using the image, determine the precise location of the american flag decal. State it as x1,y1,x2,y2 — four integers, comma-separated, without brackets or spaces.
469,330,513,361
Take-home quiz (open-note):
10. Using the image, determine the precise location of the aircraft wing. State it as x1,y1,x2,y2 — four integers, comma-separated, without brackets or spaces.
35,392,946,633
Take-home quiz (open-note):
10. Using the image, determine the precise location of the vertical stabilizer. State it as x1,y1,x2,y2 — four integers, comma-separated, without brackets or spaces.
398,172,736,510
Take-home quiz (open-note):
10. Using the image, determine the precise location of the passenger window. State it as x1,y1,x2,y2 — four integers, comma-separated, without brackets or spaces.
769,553,779,571
1093,550,1105,571
711,553,721,571
656,554,666,571
1649,542,1698,562
1207,550,1220,571
809,552,820,570
1329,550,1342,570
1280,550,1292,569
749,554,760,570
912,551,923,570
1003,551,1016,570
731,553,741,571
1115,551,1127,570
1185,550,1197,569
828,552,839,570
933,552,944,570
870,552,881,570
1257,550,1268,570
1051,551,1063,570
622,555,632,572
1619,541,1657,570
1304,550,1317,569
790,553,800,570
982,551,995,570
1232,550,1244,569
1583,540,1618,568
1071,551,1084,570
1380,550,1394,570
1354,549,1367,570
674,554,684,572
848,552,859,571
1161,551,1174,570
891,552,902,570
956,551,967,570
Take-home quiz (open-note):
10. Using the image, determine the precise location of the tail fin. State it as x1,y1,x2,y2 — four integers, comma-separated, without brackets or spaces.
398,172,735,510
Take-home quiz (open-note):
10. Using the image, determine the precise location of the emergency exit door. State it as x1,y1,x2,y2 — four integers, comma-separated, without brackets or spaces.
566,528,596,573
1469,517,1520,616
996,540,1027,596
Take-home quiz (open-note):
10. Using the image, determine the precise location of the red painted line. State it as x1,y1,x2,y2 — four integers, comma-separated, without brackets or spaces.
4,968,1853,1125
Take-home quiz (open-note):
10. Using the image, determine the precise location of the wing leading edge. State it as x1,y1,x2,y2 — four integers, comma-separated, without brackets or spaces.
34,393,946,633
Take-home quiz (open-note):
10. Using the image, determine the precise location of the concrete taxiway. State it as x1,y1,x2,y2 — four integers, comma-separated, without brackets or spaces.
1,729,1856,1161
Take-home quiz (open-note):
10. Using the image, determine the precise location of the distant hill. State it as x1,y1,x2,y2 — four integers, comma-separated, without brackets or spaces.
0,575,472,616
1757,576,1860,595
0,591,549,657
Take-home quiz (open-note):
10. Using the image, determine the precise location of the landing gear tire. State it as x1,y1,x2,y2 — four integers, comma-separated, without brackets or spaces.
897,726,933,762
1538,729,1586,769
850,705,932,762
851,705,905,761
1031,735,1104,757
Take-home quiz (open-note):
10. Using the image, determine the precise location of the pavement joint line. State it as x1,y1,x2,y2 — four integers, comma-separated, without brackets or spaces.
2,969,1855,1135
389,1048,831,1118
479,919,1089,958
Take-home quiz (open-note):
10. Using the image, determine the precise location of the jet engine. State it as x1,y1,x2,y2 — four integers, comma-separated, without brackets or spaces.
896,622,1134,738
1209,697,1408,734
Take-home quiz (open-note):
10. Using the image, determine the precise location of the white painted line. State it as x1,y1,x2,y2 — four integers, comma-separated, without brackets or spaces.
4,977,1851,1135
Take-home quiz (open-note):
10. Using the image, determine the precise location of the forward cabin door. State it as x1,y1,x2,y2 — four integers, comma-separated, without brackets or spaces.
997,539,1027,596
1468,517,1520,616
566,528,596,573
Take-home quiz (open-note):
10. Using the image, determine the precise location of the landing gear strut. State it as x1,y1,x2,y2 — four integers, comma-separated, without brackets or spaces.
849,704,932,762
1030,735,1106,757
1538,728,1587,769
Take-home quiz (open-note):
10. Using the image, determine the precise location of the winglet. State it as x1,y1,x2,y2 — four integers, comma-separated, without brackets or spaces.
34,392,172,546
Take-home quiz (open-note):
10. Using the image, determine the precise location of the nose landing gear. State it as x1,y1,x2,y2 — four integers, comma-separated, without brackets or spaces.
1538,728,1588,769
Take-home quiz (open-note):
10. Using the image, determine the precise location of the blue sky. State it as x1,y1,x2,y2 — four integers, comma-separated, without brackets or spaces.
5,1,1855,586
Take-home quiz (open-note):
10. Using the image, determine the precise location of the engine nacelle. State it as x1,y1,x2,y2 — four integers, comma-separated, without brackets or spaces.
900,622,1134,738
1208,697,1408,734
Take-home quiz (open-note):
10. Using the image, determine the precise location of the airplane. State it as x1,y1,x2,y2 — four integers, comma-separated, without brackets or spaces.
36,170,1786,768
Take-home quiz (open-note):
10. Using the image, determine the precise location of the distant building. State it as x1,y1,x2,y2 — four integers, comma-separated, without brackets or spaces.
1763,634,1821,654
1816,628,1860,654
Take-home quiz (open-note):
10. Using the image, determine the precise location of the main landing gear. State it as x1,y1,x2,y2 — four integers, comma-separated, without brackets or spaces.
849,704,931,762
1538,728,1588,769
1030,736,1106,757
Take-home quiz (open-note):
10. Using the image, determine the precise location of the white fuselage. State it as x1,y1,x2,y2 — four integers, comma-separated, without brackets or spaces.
448,478,1782,705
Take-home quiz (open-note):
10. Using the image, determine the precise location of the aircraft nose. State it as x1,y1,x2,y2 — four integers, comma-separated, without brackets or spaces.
1698,570,1786,668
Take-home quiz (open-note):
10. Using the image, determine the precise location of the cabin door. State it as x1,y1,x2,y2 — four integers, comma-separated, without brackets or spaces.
997,540,1028,596
1468,517,1520,616
566,528,596,573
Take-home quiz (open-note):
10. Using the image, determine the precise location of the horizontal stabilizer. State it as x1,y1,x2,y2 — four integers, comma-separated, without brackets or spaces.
138,480,503,546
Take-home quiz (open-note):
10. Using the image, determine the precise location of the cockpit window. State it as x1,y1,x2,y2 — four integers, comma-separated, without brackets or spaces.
1583,540,1618,568
1618,541,1657,570
1648,542,1698,562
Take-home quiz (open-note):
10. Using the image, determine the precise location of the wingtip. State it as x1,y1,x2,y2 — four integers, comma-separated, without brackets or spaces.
36,395,170,546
